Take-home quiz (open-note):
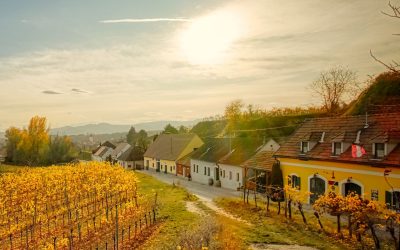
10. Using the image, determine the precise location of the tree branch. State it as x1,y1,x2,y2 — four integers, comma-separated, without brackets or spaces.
370,50,400,73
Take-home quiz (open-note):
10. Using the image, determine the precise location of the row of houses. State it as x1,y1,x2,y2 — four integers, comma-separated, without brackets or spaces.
143,113,400,208
92,141,144,169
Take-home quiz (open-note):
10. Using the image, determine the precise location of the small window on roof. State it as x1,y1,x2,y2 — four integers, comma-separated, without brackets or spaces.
374,143,385,159
301,141,309,153
333,142,342,156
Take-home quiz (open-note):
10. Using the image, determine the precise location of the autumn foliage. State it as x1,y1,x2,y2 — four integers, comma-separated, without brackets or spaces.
5,116,77,166
0,162,156,249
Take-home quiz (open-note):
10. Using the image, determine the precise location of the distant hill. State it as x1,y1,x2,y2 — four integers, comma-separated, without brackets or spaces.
50,120,201,135
346,71,400,115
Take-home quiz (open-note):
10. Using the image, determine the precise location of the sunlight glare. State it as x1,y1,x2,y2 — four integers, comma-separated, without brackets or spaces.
180,9,244,65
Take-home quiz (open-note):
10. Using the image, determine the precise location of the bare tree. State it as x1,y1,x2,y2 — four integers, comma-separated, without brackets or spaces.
371,1,400,73
310,66,358,114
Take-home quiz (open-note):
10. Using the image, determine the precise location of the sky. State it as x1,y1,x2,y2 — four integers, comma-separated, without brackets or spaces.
0,0,398,130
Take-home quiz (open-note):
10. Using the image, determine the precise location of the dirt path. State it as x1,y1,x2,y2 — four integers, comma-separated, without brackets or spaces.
251,244,318,250
195,194,252,225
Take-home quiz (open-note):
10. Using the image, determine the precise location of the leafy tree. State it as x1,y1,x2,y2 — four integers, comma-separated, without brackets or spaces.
126,126,138,145
310,66,358,114
163,124,178,134
48,135,78,164
5,116,77,166
269,160,284,214
224,99,244,133
27,116,50,165
5,127,22,162
178,125,189,134
136,129,149,151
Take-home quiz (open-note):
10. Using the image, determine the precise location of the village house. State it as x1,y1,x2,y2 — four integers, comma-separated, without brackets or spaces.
111,142,131,162
144,134,203,175
91,141,116,162
176,150,195,178
241,139,281,192
117,145,144,170
190,138,231,186
274,113,400,207
218,137,265,190
92,146,114,162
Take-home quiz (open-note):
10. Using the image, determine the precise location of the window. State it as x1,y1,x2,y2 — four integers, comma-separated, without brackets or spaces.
146,160,149,167
196,165,199,173
333,142,342,156
152,163,154,167
204,166,207,175
193,164,195,173
374,143,385,159
223,170,225,178
207,167,210,176
288,175,301,189
236,173,240,182
229,171,232,180
173,165,175,170
386,191,400,210
301,141,309,153
170,166,172,172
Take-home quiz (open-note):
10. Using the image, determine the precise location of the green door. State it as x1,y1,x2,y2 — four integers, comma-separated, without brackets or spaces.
310,177,326,204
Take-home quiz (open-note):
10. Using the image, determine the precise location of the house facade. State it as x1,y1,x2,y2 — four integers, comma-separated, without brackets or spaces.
275,113,400,206
176,152,193,177
92,146,113,162
144,134,204,175
111,143,131,162
116,145,144,170
218,137,265,190
190,138,231,186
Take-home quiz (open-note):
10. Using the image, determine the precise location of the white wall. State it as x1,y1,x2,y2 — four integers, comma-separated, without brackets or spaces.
219,164,243,190
101,148,113,161
190,159,218,185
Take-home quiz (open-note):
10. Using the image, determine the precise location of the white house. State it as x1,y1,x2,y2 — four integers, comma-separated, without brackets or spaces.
218,137,265,191
112,143,131,162
92,146,113,162
190,138,231,186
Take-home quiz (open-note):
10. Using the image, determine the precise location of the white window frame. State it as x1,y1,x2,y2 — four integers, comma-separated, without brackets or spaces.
300,141,309,154
332,142,343,156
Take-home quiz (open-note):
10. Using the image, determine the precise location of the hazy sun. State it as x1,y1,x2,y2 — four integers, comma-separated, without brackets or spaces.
180,9,244,65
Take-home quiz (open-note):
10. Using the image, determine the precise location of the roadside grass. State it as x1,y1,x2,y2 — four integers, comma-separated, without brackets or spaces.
0,164,28,173
135,171,202,250
215,197,355,250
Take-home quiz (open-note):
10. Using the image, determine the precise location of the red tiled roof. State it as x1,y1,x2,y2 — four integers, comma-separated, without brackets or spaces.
275,113,400,167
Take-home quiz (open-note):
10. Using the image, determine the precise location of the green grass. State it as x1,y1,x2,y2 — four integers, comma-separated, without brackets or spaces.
215,197,355,250
0,164,28,173
78,150,92,161
134,172,201,249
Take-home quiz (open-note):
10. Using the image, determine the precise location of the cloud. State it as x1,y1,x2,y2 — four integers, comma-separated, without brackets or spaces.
42,90,62,95
100,18,190,24
71,88,89,94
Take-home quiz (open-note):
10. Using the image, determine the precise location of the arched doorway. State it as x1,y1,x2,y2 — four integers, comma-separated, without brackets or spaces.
343,182,362,196
309,176,326,204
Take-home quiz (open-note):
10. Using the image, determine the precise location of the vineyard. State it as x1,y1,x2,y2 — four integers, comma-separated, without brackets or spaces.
0,162,157,249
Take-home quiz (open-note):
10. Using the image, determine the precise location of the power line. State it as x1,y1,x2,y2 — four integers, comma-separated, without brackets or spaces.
233,125,296,133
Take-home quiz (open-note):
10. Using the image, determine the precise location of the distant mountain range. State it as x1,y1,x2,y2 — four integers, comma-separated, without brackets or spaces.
49,120,201,135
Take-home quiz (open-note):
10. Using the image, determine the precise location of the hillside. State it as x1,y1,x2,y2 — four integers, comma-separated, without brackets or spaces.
50,120,200,135
190,110,325,140
346,71,400,115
